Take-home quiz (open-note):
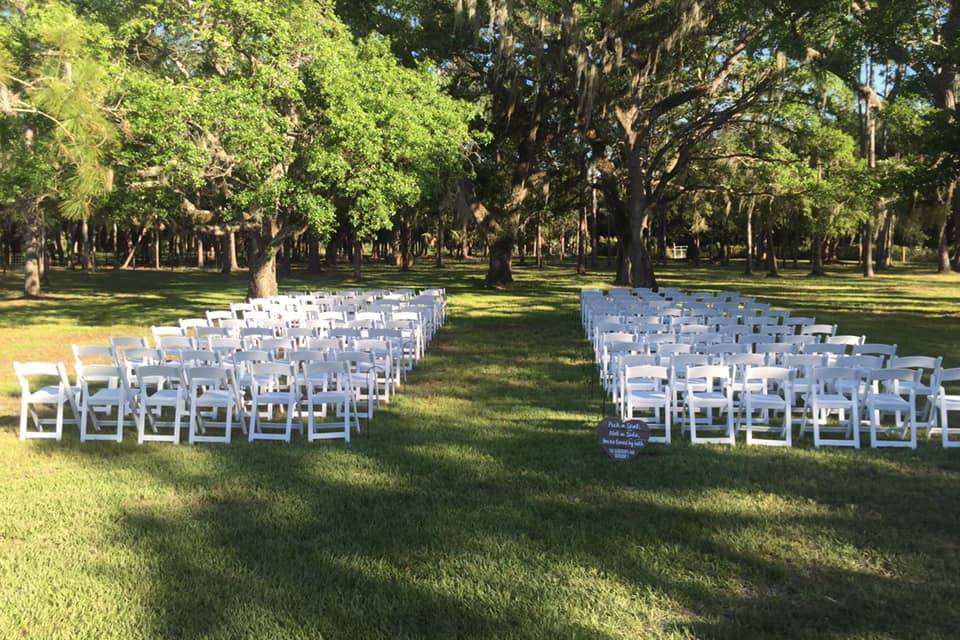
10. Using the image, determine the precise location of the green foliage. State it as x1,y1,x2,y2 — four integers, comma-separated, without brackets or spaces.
0,1,119,219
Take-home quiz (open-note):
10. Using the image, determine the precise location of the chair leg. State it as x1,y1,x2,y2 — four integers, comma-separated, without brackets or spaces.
19,398,28,441
726,401,735,445
664,400,671,445
224,404,233,444
784,405,792,447
80,400,89,442
173,399,184,444
138,402,147,445
55,396,65,441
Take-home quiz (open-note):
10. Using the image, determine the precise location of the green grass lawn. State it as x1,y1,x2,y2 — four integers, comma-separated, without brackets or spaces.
0,260,959,639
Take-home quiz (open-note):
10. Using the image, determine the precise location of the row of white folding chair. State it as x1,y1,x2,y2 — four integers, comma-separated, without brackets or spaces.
77,338,392,411
21,357,362,445
619,364,927,448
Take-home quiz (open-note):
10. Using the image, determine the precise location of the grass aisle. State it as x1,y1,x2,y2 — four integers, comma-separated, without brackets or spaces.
0,263,958,639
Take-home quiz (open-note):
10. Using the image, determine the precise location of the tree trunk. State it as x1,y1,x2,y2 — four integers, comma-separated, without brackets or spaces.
353,236,363,281
325,237,339,267
307,235,322,274
111,223,118,267
861,221,875,277
23,207,41,298
81,217,91,275
246,219,278,299
766,228,781,277
435,219,444,268
938,219,953,273
222,228,239,273
577,204,588,275
460,220,470,259
197,235,205,268
152,227,161,269
952,179,960,268
744,198,755,276
878,211,895,270
399,217,414,271
121,226,146,269
810,231,826,276
625,142,657,288
590,183,598,268
487,233,514,284
535,216,543,268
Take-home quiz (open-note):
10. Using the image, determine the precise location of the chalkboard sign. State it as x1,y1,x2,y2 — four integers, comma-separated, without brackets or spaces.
597,418,650,460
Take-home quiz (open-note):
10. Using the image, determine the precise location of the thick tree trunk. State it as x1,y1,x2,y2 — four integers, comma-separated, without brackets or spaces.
435,220,444,268
460,220,470,259
938,220,953,273
810,231,826,276
590,184,598,268
111,223,118,267
222,228,239,273
307,235,322,274
577,204,588,275
80,218,91,275
353,237,363,281
744,198,755,276
23,208,41,298
487,234,514,284
877,211,895,270
152,227,161,269
766,228,781,277
325,237,339,267
861,221,875,277
535,216,543,269
628,206,657,288
247,222,278,299
952,179,960,268
121,226,146,269
399,218,414,271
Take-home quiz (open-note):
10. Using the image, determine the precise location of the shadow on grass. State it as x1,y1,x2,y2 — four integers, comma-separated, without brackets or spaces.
16,264,960,638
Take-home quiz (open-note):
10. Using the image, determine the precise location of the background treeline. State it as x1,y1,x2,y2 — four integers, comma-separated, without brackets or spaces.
2,0,960,296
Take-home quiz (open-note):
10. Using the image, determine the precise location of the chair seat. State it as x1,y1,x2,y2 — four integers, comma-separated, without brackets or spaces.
867,394,912,411
88,388,133,405
812,394,854,407
690,392,728,403
28,386,67,403
746,394,788,407
196,390,234,406
898,381,933,395
143,389,181,405
628,391,667,402
254,391,296,404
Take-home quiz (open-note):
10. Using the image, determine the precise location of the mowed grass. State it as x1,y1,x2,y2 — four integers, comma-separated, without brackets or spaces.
0,260,959,639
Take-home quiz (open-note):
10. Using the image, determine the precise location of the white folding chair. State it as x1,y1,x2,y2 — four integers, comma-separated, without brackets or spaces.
13,362,78,441
302,362,357,442
801,323,837,342
936,368,960,448
621,365,671,444
135,365,188,444
889,356,942,429
806,367,861,449
335,351,377,419
685,365,735,445
77,364,136,443
742,366,792,447
185,366,237,444
864,368,917,449
247,362,299,442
